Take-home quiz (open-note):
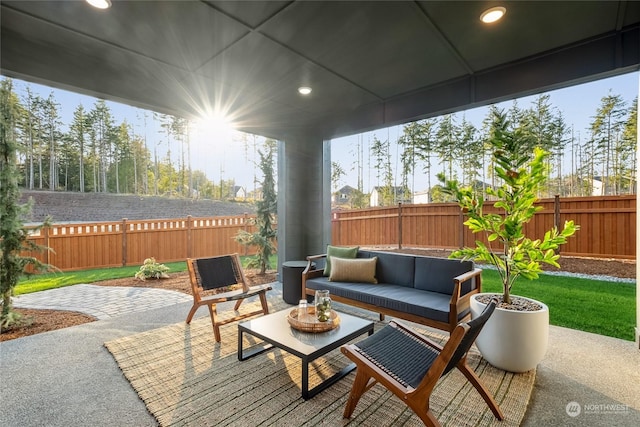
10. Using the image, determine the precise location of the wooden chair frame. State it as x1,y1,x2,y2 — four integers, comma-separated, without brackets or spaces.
341,302,504,426
185,254,272,342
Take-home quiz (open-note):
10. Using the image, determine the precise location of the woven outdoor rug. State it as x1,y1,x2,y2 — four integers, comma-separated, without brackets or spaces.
105,300,535,426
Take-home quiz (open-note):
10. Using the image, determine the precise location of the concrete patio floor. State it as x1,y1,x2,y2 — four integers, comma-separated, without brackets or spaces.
2,281,639,427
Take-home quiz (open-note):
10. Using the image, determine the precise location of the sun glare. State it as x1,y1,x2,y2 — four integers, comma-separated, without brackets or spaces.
194,113,233,137
190,113,236,175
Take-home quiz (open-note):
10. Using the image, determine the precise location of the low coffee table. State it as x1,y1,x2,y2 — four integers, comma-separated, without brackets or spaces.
238,309,374,400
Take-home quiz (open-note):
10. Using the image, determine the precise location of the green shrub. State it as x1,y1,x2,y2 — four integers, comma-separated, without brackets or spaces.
134,258,170,280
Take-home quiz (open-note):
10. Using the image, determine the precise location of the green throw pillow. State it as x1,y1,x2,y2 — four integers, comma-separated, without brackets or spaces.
323,245,359,276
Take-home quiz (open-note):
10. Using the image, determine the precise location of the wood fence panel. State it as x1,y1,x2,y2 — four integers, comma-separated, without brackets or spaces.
44,222,124,270
400,204,462,249
558,196,636,258
24,214,262,272
332,207,399,246
124,218,189,264
332,196,636,260
190,215,257,258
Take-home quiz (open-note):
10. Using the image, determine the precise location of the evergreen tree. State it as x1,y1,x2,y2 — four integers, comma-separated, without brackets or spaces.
399,119,437,197
457,116,482,186
589,92,627,195
0,79,51,328
111,122,132,193
67,104,90,192
42,93,62,191
549,113,570,196
621,97,638,193
88,100,116,192
435,114,458,182
169,116,189,197
235,139,277,274
413,119,438,199
156,113,175,195
130,133,149,195
31,95,47,189
398,122,419,195
370,135,386,189
522,95,563,195
370,135,394,205
524,94,557,152
20,86,39,190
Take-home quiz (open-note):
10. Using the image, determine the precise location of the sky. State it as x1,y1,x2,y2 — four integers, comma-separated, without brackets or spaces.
9,70,640,194
10,77,268,192
331,71,640,193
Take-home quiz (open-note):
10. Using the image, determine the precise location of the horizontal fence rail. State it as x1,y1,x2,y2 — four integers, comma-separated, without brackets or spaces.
26,214,261,271
332,195,636,260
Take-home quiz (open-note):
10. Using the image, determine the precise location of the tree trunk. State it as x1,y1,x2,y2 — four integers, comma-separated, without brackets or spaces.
79,142,84,193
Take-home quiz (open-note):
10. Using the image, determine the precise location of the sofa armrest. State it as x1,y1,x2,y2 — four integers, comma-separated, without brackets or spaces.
302,254,327,297
303,254,326,275
449,268,483,329
453,268,483,296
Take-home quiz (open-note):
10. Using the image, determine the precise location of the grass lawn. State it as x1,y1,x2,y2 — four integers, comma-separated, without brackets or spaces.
15,261,189,295
15,255,275,295
482,269,636,341
15,261,636,341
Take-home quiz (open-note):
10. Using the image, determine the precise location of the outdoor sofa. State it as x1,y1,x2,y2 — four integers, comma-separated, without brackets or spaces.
301,248,482,332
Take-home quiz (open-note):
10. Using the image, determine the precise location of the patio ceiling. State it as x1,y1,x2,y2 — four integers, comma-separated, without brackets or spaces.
1,1,639,140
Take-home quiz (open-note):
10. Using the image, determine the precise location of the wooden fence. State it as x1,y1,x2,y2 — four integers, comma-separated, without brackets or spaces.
23,195,636,272
26,214,259,271
332,195,636,260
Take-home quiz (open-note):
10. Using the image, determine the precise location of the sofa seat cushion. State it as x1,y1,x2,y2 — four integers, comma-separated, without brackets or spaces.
306,277,464,324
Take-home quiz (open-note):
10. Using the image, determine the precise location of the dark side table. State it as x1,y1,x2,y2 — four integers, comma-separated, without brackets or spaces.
282,260,314,304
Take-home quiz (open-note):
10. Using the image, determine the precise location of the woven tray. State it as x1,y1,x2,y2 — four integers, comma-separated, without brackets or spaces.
287,307,340,333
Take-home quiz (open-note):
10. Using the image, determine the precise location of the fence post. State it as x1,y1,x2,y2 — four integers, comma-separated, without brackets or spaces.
554,195,560,254
243,212,249,256
554,195,560,228
187,215,193,259
44,225,50,266
121,218,128,266
336,211,342,245
459,209,465,249
398,202,403,249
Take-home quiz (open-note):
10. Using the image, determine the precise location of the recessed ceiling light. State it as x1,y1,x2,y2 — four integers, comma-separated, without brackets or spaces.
86,0,112,9
480,6,506,24
298,86,312,95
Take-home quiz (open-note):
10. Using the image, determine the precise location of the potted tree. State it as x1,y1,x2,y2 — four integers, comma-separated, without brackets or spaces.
440,110,578,373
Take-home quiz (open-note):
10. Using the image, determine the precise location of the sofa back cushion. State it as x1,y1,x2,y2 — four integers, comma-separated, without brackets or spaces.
368,251,415,287
414,257,473,294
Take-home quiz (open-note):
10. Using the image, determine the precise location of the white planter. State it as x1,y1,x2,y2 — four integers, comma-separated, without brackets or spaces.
470,293,549,373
